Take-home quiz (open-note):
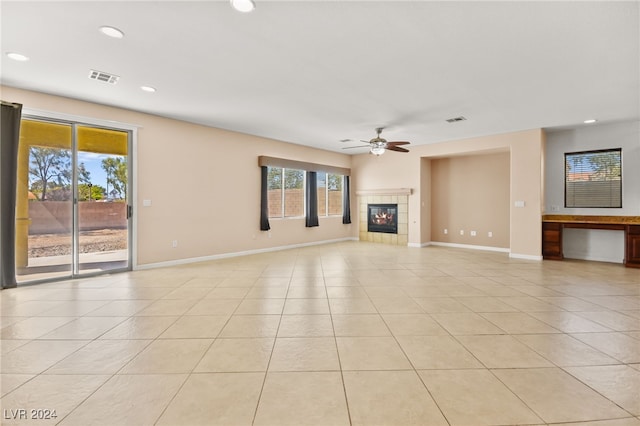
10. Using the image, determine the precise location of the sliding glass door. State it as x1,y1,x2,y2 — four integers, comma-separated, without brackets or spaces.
16,120,74,281
76,125,129,274
16,117,131,283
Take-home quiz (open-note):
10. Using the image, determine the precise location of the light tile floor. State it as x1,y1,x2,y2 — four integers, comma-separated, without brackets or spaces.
1,242,640,425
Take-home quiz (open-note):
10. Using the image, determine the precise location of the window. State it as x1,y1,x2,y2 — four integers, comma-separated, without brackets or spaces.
327,173,343,215
565,148,622,208
267,166,305,218
316,172,343,216
284,169,305,217
260,157,350,223
317,173,327,216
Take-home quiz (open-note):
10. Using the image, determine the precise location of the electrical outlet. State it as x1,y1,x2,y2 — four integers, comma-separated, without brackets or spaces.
460,230,464,236
488,231,493,238
551,205,560,212
443,229,448,234
470,230,477,236
172,240,178,248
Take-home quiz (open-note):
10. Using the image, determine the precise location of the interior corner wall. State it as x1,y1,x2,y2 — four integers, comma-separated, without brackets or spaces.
1,85,356,267
430,152,510,248
420,157,432,244
508,130,544,258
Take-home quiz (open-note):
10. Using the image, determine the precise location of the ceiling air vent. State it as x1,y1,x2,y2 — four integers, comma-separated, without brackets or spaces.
446,116,467,123
88,69,120,84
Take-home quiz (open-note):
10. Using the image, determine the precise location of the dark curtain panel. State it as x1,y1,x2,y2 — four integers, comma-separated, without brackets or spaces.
342,175,351,224
305,171,319,227
260,166,271,231
1,102,22,289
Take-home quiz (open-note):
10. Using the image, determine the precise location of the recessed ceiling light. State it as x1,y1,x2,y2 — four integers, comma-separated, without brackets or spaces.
140,86,156,93
584,119,597,124
7,52,29,61
230,0,255,13
99,26,125,39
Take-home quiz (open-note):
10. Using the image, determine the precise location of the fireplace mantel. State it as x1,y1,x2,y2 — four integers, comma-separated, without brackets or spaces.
356,188,412,196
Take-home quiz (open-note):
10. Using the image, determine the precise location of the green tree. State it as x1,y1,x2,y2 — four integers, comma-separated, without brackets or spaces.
29,147,71,200
268,167,282,190
327,174,342,191
101,156,127,199
78,183,105,201
588,151,621,180
284,169,304,189
78,162,91,184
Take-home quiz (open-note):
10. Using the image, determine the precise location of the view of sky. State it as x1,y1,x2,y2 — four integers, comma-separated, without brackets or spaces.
77,152,109,187
77,152,126,191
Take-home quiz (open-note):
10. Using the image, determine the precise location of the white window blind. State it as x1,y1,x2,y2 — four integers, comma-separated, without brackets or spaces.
565,148,622,208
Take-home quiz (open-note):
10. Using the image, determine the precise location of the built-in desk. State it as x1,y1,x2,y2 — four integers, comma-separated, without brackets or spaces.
542,215,640,268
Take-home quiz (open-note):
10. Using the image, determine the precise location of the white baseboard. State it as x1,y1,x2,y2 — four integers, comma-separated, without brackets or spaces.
429,241,510,253
134,237,359,270
135,238,546,271
408,242,431,248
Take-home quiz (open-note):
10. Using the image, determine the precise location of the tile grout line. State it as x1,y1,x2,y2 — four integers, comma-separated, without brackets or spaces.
323,257,354,426
249,264,293,426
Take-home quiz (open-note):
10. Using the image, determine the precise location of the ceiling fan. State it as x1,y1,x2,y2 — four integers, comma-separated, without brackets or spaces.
341,127,410,155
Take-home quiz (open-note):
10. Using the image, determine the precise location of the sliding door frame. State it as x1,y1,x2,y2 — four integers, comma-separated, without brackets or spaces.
20,108,139,282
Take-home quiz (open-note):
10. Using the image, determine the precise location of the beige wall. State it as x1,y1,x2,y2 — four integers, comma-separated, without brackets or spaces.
430,153,510,248
353,129,545,258
2,86,356,266
4,85,545,264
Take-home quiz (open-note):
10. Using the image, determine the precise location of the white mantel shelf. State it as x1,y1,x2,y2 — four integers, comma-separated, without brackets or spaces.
356,188,412,196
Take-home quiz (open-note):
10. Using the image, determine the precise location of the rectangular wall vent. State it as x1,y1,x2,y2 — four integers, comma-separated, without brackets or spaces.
88,69,120,84
446,116,467,123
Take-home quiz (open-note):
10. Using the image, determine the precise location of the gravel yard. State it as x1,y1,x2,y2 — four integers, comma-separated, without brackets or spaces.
28,229,127,257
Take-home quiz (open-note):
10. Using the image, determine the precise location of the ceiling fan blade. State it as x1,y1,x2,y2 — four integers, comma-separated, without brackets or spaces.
387,141,410,146
342,145,371,150
387,145,410,153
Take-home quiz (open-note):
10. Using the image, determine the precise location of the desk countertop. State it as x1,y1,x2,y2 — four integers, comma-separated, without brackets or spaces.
542,215,640,225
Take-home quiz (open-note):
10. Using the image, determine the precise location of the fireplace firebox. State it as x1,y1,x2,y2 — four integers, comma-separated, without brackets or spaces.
368,204,398,234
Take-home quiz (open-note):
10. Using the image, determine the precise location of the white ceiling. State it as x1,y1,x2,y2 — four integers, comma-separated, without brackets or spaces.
2,0,638,153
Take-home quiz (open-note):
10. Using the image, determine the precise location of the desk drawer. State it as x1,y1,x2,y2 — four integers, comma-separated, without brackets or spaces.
542,222,563,260
626,225,640,268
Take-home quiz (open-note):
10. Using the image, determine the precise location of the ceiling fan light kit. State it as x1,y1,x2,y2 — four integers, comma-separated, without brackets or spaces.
342,127,411,155
370,145,386,156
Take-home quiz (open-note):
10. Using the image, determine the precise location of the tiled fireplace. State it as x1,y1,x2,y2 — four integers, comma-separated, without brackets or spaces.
357,189,410,245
